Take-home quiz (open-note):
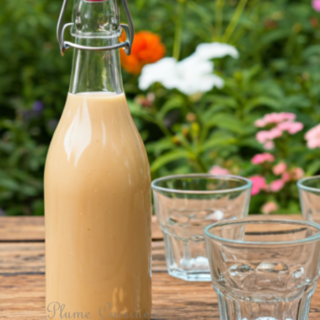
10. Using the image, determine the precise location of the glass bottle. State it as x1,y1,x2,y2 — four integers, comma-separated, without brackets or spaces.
45,1,152,318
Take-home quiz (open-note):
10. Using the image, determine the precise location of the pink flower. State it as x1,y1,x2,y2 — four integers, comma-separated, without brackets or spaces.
256,131,270,143
282,172,291,182
255,119,267,128
209,166,230,175
268,127,283,139
251,153,275,165
273,162,287,175
305,124,320,140
270,179,285,192
262,201,278,214
289,122,303,134
305,124,320,149
291,168,304,181
256,128,282,143
249,175,269,196
273,112,296,123
264,141,274,150
307,138,320,149
313,0,320,12
255,112,296,128
264,113,281,124
282,112,296,121
277,121,304,135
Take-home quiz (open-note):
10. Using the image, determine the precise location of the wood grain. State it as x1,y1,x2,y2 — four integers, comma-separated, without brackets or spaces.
0,216,163,242
0,274,45,319
2,215,320,320
0,273,217,320
0,243,45,274
0,241,167,275
1,273,320,319
0,215,302,242
0,217,45,242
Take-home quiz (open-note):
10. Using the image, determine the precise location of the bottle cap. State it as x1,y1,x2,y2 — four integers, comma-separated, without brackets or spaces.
57,0,134,56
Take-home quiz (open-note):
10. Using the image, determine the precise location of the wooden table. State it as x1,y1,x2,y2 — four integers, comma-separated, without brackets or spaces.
1,216,320,319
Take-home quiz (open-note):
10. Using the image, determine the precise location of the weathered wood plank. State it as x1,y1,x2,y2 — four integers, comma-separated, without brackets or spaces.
0,274,45,319
0,215,306,274
0,243,45,274
0,216,163,242
1,273,320,319
0,215,303,242
4,214,320,320
0,242,166,274
0,273,217,319
151,241,167,272
0,217,45,242
151,216,163,240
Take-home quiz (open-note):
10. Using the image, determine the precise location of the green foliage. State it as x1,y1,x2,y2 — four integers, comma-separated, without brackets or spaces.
0,0,71,215
127,0,320,214
1,0,320,214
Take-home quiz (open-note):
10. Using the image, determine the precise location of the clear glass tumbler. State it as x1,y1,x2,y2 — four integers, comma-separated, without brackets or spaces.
151,174,252,281
205,219,320,320
297,176,320,223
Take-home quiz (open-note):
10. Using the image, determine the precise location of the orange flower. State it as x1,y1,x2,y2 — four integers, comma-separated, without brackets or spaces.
120,31,165,75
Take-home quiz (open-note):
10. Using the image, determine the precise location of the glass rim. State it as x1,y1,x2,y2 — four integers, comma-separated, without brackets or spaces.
297,175,320,193
151,174,252,195
204,219,320,246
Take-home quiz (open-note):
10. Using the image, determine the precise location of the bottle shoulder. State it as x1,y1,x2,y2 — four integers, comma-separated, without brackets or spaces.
46,92,150,178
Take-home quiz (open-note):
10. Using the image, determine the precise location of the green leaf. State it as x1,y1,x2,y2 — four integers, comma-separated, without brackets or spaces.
32,199,44,216
200,137,237,152
19,185,38,196
200,102,234,125
140,130,149,141
238,137,263,150
306,161,320,176
127,100,150,117
127,100,159,126
303,45,320,60
283,95,311,109
146,138,175,154
206,95,238,109
244,96,281,112
0,179,20,191
150,149,191,172
206,113,246,134
157,96,184,121
259,29,290,46
243,65,261,86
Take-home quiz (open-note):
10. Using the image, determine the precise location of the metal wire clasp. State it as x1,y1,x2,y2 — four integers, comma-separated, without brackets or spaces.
56,0,134,56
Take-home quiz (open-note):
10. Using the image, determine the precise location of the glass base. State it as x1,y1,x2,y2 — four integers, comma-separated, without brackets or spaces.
162,232,211,281
168,268,211,281
215,285,315,320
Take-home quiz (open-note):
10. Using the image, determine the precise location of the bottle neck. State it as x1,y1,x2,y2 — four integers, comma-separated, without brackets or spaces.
69,37,124,94
68,0,124,94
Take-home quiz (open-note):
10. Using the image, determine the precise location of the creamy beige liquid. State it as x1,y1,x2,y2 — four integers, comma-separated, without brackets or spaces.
45,92,151,319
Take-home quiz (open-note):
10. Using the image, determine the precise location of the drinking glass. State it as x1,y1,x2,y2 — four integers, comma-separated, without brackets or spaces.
151,174,252,281
205,219,320,320
297,176,320,224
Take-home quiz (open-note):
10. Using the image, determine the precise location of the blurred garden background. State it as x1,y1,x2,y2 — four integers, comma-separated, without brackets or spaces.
1,0,320,216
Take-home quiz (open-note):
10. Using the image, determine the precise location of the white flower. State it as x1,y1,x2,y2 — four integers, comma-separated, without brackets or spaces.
194,43,239,60
139,55,223,95
138,42,238,96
